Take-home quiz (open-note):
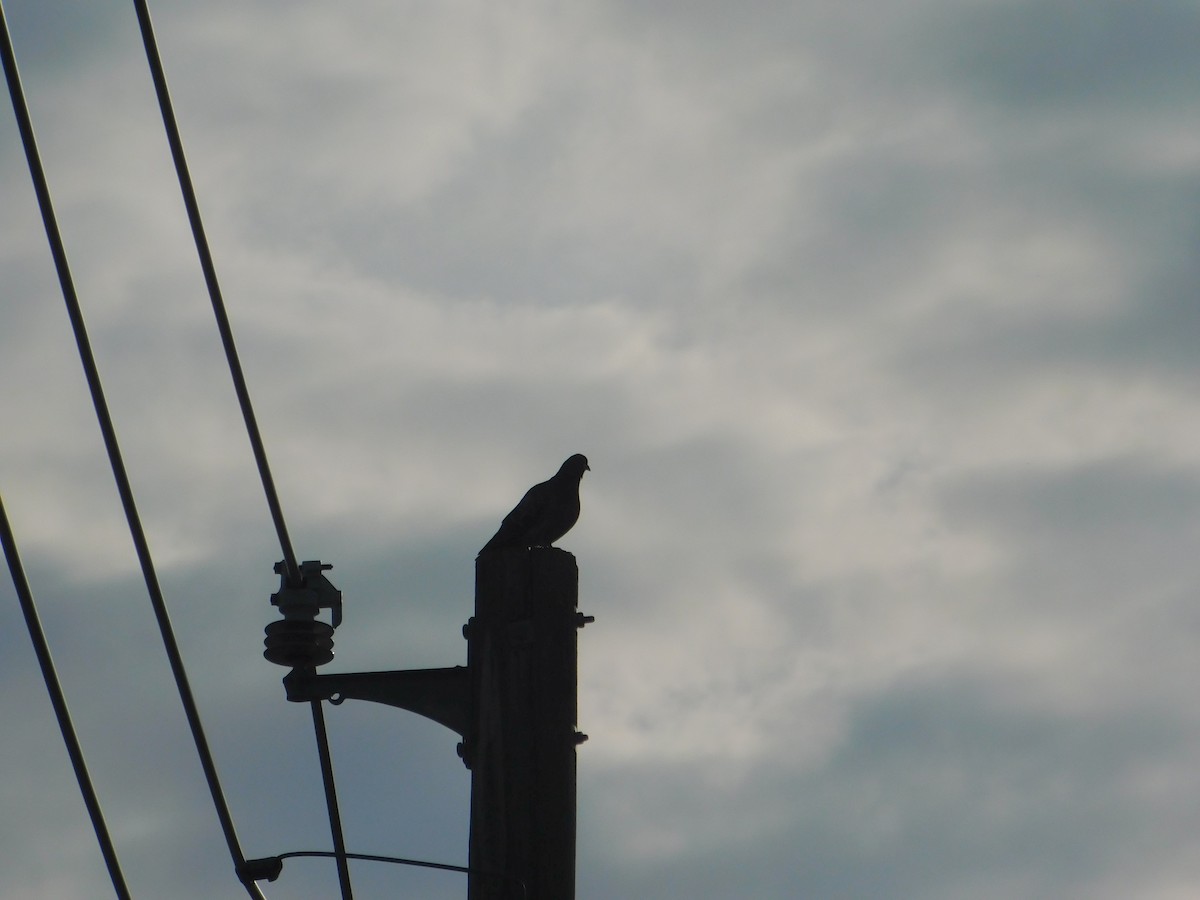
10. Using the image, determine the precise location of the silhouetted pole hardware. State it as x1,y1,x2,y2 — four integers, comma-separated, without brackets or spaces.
259,549,592,899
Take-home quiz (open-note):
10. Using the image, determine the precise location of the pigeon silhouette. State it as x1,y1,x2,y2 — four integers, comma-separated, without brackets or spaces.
479,454,590,554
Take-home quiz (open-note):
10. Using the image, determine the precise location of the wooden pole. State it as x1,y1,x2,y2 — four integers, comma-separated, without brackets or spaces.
467,548,581,900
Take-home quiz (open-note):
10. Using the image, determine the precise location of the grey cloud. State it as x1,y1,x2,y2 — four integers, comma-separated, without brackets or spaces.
931,0,1200,113
583,673,1195,899
931,457,1200,703
938,456,1200,555
7,1,1200,897
0,2,122,81
876,162,1200,395
811,675,1195,898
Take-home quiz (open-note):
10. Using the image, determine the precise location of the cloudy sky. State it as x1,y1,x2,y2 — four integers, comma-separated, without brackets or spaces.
3,1,1200,898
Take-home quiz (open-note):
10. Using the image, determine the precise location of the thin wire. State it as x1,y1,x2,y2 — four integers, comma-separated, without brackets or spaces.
127,6,357,896
0,8,266,899
281,849,475,876
129,0,299,587
0,491,133,900
311,700,355,899
276,850,529,899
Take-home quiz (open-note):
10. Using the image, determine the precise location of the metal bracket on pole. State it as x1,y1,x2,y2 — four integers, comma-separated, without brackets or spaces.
283,666,471,738
263,560,474,743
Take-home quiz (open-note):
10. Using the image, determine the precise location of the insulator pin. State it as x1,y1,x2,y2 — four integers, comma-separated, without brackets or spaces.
263,619,334,668
263,559,342,669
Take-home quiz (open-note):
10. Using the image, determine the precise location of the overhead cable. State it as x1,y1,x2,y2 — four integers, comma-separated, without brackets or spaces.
0,7,266,898
311,699,355,899
129,4,353,896
130,0,299,587
0,489,132,900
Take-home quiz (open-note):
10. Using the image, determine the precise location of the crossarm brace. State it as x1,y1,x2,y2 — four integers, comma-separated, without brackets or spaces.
283,666,470,738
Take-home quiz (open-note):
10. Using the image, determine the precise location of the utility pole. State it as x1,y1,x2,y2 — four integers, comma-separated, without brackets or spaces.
466,548,589,899
265,548,592,899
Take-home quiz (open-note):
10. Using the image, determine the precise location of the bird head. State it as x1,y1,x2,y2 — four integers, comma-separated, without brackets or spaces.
562,453,590,477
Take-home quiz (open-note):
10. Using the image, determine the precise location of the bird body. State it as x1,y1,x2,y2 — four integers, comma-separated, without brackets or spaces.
479,454,589,554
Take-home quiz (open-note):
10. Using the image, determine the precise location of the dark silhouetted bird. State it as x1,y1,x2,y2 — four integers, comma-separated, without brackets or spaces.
479,454,590,554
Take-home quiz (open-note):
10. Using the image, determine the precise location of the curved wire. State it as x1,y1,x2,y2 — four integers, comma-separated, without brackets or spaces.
0,7,265,899
275,850,528,898
0,490,132,900
129,0,299,588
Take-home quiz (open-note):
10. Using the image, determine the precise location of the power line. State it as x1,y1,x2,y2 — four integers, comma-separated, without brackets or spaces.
128,4,354,897
0,490,132,900
0,6,266,898
129,0,300,589
312,699,356,899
